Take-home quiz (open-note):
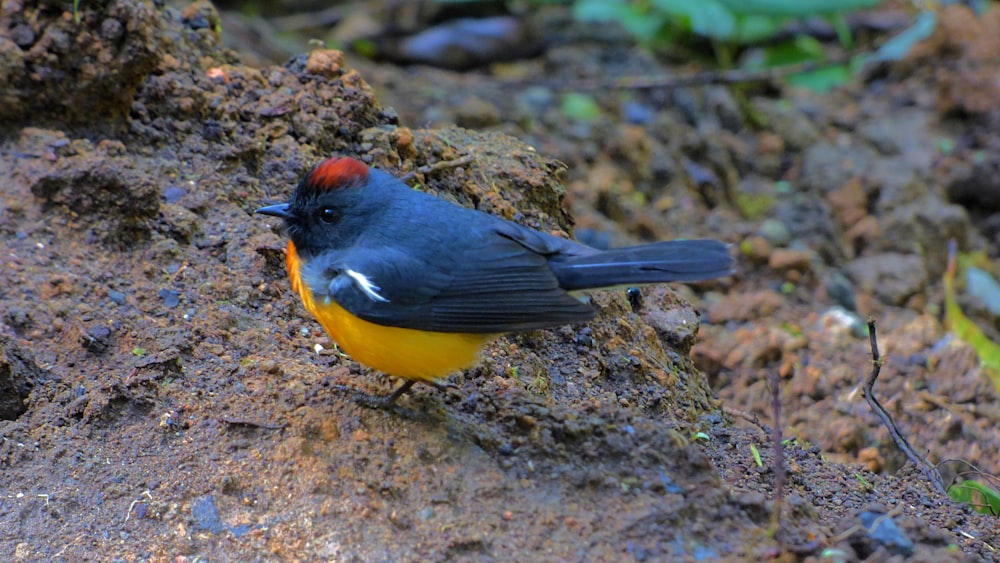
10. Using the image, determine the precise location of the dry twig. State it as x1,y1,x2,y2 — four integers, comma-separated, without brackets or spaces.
399,155,475,183
862,319,947,494
769,370,786,521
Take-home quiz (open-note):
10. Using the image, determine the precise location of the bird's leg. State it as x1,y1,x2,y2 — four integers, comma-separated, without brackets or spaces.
334,379,417,409
427,379,456,392
378,379,417,406
335,377,456,409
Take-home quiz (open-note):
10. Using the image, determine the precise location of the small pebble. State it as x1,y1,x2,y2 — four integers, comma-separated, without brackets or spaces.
416,507,434,521
758,218,791,247
191,495,224,534
623,101,655,125
825,272,857,311
162,186,186,203
516,86,555,114
626,287,643,313
768,248,812,272
100,18,124,42
159,289,180,309
81,325,112,354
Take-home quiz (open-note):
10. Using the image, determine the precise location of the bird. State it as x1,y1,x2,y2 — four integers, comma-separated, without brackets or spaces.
256,156,732,406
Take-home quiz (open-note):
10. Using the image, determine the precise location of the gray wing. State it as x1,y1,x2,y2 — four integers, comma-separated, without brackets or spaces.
303,224,596,333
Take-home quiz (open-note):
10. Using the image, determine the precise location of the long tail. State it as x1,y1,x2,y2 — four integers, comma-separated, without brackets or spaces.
552,239,732,291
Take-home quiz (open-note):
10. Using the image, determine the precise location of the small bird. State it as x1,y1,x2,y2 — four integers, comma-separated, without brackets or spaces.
257,156,732,406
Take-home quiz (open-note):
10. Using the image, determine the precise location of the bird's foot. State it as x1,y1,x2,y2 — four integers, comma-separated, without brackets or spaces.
333,379,417,409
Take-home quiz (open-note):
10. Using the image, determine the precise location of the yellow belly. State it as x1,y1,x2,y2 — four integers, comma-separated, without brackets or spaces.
286,241,494,381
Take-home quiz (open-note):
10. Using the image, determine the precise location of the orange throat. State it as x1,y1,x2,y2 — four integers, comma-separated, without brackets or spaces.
285,241,494,381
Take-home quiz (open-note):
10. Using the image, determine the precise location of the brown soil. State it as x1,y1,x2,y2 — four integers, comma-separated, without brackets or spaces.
1,1,999,561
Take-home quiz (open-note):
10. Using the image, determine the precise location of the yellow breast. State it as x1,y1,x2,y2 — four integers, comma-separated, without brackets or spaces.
286,241,495,381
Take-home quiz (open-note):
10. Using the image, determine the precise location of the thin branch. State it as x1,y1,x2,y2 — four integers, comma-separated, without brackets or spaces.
399,154,475,183
769,370,786,521
862,318,947,494
724,406,770,435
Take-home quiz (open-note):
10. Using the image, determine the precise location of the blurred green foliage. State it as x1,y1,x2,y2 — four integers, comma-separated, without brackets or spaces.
573,0,884,46
944,247,1000,392
573,0,889,91
560,92,602,121
948,479,1000,516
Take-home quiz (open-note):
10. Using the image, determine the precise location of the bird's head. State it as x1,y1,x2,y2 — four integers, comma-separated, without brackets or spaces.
256,156,378,259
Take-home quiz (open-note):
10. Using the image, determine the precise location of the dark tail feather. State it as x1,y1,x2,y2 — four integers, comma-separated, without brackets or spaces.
553,239,733,291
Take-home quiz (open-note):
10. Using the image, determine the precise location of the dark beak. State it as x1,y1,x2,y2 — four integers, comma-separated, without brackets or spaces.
255,203,292,219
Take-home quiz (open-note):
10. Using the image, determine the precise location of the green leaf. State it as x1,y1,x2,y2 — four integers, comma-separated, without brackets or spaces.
730,14,788,43
745,37,854,91
829,13,853,49
948,480,1000,516
752,36,825,68
735,191,777,218
573,0,663,43
573,0,628,21
717,0,884,17
651,0,738,41
944,246,1000,391
561,93,601,122
788,64,852,92
873,11,937,62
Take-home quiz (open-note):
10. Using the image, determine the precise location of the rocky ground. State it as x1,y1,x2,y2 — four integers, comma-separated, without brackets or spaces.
1,0,999,561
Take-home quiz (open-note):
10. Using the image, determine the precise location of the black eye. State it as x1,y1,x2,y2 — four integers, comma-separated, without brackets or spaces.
319,207,338,224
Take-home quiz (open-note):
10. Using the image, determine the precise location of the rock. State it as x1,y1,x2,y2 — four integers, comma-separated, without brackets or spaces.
305,49,345,78
757,218,791,247
159,203,200,243
801,142,879,195
768,248,813,273
824,271,858,312
751,99,823,151
516,86,556,116
740,235,773,264
876,196,970,275
81,325,112,354
191,495,224,534
772,194,847,264
640,287,701,354
379,16,542,70
818,306,867,340
159,289,181,309
844,253,927,307
858,510,914,557
826,178,868,232
455,96,502,129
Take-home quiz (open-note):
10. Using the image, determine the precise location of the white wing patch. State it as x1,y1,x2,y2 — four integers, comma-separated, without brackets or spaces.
346,269,390,303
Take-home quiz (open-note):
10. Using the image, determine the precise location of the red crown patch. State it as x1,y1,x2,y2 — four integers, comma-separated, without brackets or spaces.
306,156,370,192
